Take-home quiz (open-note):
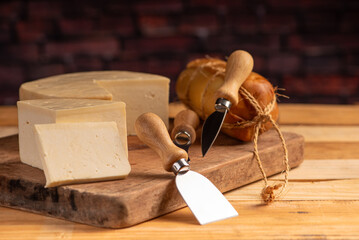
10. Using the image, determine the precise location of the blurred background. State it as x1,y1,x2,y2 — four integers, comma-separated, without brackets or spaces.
0,0,358,105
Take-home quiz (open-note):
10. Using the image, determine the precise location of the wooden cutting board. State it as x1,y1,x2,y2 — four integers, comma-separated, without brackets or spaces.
0,130,304,228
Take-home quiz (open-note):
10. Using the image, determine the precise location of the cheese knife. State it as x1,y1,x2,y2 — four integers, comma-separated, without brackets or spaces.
201,50,254,156
135,112,238,225
170,109,200,160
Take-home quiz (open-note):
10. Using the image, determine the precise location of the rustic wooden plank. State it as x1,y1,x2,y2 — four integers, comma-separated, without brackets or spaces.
279,159,359,181
2,103,358,239
0,127,18,138
0,135,19,165
0,130,304,228
278,103,359,125
0,106,17,126
1,200,359,240
280,125,359,142
226,179,359,201
169,102,359,126
305,142,359,160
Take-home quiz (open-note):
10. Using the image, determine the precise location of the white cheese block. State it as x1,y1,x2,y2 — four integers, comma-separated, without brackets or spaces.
19,71,170,134
34,122,131,188
17,99,127,169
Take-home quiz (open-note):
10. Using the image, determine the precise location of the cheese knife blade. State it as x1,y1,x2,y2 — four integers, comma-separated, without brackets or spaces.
201,50,254,156
201,99,231,157
175,169,238,225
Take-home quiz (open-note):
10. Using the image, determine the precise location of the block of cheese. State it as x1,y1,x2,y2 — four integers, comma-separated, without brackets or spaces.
34,122,131,188
19,71,170,134
17,99,127,169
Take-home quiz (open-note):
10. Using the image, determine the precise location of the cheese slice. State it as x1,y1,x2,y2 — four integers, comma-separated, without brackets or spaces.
19,71,170,134
17,99,127,169
34,122,130,188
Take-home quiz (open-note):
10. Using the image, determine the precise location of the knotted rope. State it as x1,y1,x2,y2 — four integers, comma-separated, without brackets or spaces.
223,87,290,203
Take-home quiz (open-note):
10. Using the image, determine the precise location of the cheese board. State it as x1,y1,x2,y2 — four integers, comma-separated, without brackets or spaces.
0,130,304,228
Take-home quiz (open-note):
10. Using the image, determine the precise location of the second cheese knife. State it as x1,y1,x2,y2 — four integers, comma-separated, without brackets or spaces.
201,50,254,156
170,109,200,159
135,112,238,225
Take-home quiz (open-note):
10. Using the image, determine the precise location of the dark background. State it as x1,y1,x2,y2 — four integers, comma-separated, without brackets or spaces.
0,0,358,105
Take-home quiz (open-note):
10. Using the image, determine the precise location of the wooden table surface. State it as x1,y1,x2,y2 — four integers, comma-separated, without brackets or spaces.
1,103,359,239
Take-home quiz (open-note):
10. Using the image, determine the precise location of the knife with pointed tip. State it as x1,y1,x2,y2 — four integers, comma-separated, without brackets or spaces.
170,109,200,159
135,112,238,225
201,50,254,156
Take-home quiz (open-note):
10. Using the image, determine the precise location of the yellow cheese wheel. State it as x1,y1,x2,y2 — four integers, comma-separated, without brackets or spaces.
19,71,170,135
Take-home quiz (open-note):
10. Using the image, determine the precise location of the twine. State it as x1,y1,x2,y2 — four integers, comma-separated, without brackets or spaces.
186,58,290,202
224,87,290,203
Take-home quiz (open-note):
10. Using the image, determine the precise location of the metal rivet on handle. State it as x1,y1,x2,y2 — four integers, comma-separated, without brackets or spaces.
171,158,190,174
215,98,232,112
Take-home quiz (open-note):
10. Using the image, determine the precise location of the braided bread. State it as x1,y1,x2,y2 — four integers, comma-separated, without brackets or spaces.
176,57,279,141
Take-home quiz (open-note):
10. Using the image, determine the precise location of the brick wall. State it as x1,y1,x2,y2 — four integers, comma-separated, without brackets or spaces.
0,0,358,105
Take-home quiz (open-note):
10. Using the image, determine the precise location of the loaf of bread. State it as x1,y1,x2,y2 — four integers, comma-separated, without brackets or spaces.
176,57,279,141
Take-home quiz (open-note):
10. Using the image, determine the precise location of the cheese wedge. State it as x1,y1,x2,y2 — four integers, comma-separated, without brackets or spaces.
19,71,170,134
17,99,127,169
34,122,130,188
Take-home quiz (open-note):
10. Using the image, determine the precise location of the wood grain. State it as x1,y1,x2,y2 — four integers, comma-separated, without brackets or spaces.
278,103,359,125
1,104,359,239
216,50,253,105
280,125,359,142
0,160,359,239
1,200,359,240
0,106,17,126
135,112,188,171
0,130,304,228
0,126,18,138
168,102,359,125
304,142,359,159
170,109,199,144
226,179,359,201
279,159,359,181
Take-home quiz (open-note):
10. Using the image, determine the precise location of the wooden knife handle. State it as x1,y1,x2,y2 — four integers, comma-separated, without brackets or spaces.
215,50,254,105
135,112,188,172
170,109,200,144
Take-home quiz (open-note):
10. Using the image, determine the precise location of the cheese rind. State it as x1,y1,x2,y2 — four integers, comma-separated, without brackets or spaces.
19,71,170,134
34,122,130,188
17,99,127,169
